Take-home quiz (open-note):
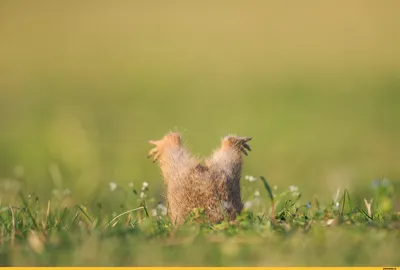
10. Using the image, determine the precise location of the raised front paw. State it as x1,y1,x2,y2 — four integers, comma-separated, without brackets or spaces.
221,136,252,156
148,132,182,162
147,144,161,163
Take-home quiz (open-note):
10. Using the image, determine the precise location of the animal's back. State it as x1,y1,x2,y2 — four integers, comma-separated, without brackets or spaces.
148,132,251,224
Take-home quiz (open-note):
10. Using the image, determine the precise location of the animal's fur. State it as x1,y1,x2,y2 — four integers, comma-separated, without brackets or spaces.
148,132,251,224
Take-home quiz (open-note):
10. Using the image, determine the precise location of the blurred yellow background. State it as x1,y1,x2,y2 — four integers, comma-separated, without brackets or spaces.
1,1,399,205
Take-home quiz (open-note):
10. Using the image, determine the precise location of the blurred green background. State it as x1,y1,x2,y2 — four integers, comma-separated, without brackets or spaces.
1,2,399,206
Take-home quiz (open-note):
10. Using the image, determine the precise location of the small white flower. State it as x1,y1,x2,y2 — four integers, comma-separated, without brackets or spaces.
141,182,149,191
244,201,252,209
128,182,134,188
109,182,118,191
327,219,335,226
157,203,168,216
157,204,164,209
335,202,340,209
140,191,146,198
245,175,257,182
289,185,298,192
254,190,260,197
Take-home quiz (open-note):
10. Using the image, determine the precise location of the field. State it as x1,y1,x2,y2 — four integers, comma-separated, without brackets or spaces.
0,2,400,266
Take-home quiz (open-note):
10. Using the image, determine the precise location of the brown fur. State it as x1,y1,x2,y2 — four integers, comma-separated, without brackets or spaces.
148,132,251,224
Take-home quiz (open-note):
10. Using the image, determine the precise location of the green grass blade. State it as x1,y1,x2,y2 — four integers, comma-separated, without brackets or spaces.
75,205,93,223
260,176,274,202
18,191,41,231
356,206,373,220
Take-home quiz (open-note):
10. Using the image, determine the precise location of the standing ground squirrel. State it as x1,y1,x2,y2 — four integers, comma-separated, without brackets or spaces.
148,132,251,224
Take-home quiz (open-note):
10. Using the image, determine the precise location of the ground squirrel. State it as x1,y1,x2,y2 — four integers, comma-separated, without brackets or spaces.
148,132,251,224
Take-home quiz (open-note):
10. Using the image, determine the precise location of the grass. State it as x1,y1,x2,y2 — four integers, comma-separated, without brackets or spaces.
0,176,398,266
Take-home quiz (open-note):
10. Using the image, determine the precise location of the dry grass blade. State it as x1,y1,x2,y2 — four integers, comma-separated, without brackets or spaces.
105,207,146,228
9,205,15,247
42,200,51,230
364,198,373,218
